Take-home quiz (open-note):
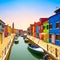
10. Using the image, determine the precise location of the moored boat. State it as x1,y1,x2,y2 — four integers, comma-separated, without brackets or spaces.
23,34,29,42
28,44,44,54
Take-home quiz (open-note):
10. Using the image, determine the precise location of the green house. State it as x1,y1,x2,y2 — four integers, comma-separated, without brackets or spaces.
43,22,49,33
43,21,49,42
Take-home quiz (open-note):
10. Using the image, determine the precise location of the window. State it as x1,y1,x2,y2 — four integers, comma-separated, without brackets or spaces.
2,24,4,28
47,25,49,29
43,26,45,29
49,34,51,38
56,22,60,28
49,24,52,29
56,35,60,40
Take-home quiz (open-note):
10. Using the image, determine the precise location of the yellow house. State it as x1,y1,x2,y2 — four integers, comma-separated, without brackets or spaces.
7,26,12,35
0,20,5,44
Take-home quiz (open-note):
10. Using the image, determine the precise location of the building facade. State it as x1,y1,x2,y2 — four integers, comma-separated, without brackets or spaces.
7,26,12,35
4,25,8,37
0,20,5,44
49,8,60,46
39,18,48,40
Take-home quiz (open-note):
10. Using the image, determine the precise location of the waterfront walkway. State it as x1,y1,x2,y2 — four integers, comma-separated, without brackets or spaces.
27,35,60,60
0,34,15,60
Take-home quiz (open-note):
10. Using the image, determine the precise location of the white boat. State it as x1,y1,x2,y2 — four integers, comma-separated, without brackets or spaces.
28,44,44,54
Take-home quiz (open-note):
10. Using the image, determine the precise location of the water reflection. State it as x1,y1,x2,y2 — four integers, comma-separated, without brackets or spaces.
14,41,19,44
9,37,44,60
27,47,43,60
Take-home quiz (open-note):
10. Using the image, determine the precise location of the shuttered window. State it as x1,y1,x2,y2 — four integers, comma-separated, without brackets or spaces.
56,22,60,28
49,24,52,29
56,35,60,40
43,26,45,29
47,25,49,29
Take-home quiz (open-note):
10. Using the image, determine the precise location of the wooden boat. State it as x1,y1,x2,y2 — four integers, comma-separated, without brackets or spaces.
28,44,44,54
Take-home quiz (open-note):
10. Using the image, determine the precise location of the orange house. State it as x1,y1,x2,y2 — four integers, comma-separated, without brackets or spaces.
7,26,12,35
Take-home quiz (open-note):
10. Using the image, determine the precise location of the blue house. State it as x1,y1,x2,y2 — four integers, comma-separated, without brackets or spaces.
36,25,39,38
49,8,60,46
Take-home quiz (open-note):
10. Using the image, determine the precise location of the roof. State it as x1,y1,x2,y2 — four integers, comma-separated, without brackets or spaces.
49,13,60,20
0,19,5,24
36,22,41,26
39,18,48,24
30,24,34,26
54,8,60,14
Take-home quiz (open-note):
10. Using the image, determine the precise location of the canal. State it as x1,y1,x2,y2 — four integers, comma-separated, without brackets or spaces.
9,36,43,60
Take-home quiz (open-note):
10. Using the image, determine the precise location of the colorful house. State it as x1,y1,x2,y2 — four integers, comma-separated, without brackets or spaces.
27,27,31,35
0,20,5,44
30,24,34,36
35,22,41,38
49,8,60,46
7,26,12,35
33,22,36,37
43,18,49,42
39,18,49,42
4,25,8,37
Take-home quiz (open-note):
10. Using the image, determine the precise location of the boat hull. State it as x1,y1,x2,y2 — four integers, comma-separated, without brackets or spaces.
28,44,44,55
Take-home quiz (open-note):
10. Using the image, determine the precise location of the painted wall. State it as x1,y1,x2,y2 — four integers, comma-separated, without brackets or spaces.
0,20,5,44
7,26,12,35
4,25,8,37
49,13,60,34
0,32,2,44
43,21,49,42
49,13,60,46
27,27,31,35
43,22,49,33
30,24,33,36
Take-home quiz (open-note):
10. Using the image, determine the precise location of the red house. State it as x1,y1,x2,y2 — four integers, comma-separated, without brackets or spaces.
30,24,34,36
4,25,8,37
33,22,36,37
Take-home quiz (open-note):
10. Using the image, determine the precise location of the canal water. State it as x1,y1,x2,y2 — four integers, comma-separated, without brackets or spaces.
9,36,43,60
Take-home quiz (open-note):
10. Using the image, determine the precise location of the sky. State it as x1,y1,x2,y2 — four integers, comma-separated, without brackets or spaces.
0,0,60,30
